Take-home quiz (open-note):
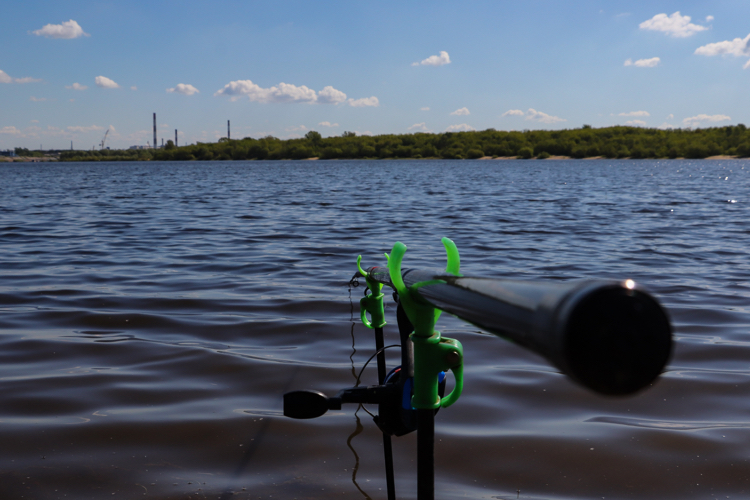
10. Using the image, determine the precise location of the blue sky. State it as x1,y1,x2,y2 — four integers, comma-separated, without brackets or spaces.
1,1,749,150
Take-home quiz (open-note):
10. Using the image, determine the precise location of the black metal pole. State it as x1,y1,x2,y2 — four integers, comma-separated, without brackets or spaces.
417,408,435,500
375,326,396,500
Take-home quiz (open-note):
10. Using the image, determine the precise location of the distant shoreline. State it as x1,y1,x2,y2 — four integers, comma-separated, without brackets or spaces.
6,124,750,162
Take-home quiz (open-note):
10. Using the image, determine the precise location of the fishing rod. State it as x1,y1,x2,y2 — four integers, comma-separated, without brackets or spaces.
284,238,673,500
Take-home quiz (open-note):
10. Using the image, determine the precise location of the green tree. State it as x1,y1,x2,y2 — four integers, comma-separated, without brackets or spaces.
305,131,322,145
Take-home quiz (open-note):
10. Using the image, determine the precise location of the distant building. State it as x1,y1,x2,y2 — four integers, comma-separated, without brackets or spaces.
128,145,152,150
0,150,16,157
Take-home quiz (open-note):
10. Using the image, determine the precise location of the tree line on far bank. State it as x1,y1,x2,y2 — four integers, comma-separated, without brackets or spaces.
59,124,750,162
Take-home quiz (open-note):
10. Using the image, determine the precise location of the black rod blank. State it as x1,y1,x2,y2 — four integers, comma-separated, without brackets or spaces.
366,267,672,396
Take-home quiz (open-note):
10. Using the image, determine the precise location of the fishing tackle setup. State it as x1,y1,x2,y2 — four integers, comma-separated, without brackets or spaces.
284,238,673,500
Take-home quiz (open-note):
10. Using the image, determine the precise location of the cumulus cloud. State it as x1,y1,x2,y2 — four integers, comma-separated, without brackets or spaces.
525,108,566,124
412,51,451,67
502,109,525,117
625,120,647,126
408,122,431,131
619,111,650,117
706,15,714,23
14,76,42,83
666,114,675,119
95,76,119,88
347,96,379,107
658,122,676,130
214,80,316,103
695,33,750,68
682,114,731,127
624,57,661,67
420,107,430,111
214,79,357,105
0,126,21,135
285,125,308,132
445,124,475,132
450,107,470,116
167,83,199,95
66,82,87,91
317,86,347,104
66,125,105,133
0,69,41,84
29,96,47,102
318,121,339,127
130,86,137,91
31,19,89,39
639,12,708,38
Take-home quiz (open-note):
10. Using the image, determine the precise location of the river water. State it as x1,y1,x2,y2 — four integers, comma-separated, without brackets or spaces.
0,159,748,500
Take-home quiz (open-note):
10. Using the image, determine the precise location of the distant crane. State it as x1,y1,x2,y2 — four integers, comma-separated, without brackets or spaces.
100,129,109,150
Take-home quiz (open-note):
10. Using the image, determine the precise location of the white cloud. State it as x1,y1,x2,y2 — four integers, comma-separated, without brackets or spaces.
318,121,339,127
619,111,650,117
317,86,347,104
0,126,21,135
348,96,379,107
214,79,317,103
682,114,731,127
625,120,648,126
450,107,470,116
412,51,451,67
14,76,42,83
695,34,750,68
66,125,104,133
215,79,375,107
420,107,430,111
525,108,566,124
706,15,714,22
502,109,525,117
408,122,431,131
666,113,675,119
66,82,87,91
95,76,119,88
130,86,137,91
624,57,661,67
695,34,750,56
167,83,199,95
0,69,40,84
658,122,676,130
639,12,708,38
29,96,47,102
285,125,308,132
31,19,89,39
445,123,475,132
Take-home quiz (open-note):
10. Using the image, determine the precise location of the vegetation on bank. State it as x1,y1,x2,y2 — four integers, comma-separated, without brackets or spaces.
59,125,750,162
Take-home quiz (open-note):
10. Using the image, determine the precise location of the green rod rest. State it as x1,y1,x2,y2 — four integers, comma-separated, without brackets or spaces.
357,255,386,329
387,238,464,410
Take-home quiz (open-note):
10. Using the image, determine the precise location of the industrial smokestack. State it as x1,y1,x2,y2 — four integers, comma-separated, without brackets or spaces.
175,129,178,148
153,113,157,149
227,120,230,140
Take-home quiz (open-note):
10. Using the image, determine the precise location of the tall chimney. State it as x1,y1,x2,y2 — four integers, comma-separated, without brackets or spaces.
228,120,230,140
175,129,178,147
153,113,157,149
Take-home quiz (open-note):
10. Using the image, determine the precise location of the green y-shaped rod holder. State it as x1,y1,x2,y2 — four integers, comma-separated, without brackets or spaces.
386,237,464,410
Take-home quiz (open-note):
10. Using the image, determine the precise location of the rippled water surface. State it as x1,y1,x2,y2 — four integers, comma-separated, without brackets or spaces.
1,159,749,500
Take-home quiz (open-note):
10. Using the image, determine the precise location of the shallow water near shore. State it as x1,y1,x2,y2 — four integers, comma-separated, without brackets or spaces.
1,159,749,500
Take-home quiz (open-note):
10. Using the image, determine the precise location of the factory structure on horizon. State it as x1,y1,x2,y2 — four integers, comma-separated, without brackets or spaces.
128,114,230,150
